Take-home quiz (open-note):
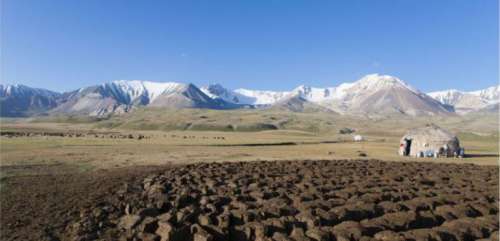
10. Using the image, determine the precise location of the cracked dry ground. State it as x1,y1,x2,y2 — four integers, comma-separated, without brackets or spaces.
68,160,499,241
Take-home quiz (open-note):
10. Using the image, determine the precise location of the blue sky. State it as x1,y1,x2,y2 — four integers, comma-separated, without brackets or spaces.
1,0,498,92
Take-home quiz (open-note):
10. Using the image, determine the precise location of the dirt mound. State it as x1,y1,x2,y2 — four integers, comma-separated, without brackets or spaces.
62,160,498,241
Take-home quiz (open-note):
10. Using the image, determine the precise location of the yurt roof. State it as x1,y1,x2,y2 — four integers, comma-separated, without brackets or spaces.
403,124,457,141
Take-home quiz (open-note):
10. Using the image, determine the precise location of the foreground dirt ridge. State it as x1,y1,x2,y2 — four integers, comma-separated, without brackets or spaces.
64,159,499,241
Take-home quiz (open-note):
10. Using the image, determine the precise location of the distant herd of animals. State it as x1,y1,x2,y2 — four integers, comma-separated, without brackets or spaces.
0,131,227,141
0,131,149,140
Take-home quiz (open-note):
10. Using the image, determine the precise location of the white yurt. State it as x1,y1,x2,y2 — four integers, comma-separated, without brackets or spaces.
399,124,462,158
353,135,364,142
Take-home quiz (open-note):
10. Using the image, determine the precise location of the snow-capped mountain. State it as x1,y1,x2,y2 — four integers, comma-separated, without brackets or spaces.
2,74,496,117
51,81,236,116
101,80,188,105
201,84,290,105
147,83,237,109
204,74,452,116
200,84,251,105
289,85,338,103
52,81,185,116
0,84,59,97
471,85,500,101
319,74,451,116
427,89,464,106
428,86,499,114
202,83,341,105
233,89,290,105
0,84,61,117
200,84,237,102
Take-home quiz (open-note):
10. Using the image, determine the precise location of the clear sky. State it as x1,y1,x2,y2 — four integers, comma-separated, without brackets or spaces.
1,0,498,92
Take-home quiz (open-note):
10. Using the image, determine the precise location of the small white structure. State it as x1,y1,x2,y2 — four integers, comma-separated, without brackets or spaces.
353,135,364,142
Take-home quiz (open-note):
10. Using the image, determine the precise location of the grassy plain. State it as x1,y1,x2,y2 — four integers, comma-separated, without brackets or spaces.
1,109,498,178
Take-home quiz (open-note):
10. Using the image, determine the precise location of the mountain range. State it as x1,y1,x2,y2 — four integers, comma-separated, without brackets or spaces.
428,86,499,114
1,74,498,117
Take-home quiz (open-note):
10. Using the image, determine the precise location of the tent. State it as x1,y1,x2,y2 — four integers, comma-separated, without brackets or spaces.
399,124,462,157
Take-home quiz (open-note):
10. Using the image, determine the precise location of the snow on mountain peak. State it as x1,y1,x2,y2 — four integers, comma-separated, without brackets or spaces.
427,89,465,105
290,85,337,102
104,80,186,103
470,85,499,101
355,74,419,93
202,74,424,107
428,85,500,111
233,88,290,105
141,81,187,100
0,84,60,97
200,84,244,104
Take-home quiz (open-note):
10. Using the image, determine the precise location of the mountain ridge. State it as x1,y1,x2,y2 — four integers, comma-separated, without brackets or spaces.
2,74,498,117
428,86,499,113
0,84,61,117
201,74,461,116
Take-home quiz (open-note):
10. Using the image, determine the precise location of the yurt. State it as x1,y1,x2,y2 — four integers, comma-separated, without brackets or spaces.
399,124,462,157
353,135,364,142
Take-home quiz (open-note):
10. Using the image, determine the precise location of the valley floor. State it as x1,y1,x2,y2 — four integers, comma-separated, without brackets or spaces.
0,121,498,178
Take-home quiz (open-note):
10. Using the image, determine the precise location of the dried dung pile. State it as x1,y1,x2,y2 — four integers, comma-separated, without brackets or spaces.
68,160,499,241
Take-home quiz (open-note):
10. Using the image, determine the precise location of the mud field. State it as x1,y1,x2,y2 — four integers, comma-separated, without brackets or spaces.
52,159,498,241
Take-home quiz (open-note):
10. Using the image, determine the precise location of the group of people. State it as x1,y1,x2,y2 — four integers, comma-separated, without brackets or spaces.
416,144,465,158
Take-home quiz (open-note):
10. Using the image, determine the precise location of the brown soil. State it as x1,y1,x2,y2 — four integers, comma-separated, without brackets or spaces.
1,160,499,241
0,165,173,241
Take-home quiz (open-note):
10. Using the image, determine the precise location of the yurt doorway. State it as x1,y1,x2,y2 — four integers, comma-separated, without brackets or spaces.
404,139,412,156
